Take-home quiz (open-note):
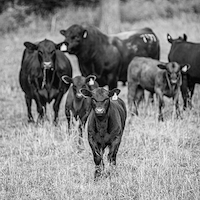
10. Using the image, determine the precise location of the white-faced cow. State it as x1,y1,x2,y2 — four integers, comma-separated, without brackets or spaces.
59,24,160,89
167,33,200,109
127,57,190,121
80,87,127,180
19,39,72,124
62,75,99,139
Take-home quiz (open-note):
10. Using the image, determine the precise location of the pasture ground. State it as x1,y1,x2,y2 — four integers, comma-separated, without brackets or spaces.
0,14,200,199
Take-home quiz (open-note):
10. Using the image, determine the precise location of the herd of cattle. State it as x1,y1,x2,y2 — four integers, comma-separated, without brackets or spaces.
19,24,200,179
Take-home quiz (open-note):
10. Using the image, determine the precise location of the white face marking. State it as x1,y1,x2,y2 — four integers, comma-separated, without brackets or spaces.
88,78,94,85
60,43,67,51
112,93,118,100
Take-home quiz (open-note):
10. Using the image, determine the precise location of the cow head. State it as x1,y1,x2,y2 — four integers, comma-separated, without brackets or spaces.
24,39,61,88
62,75,97,99
167,33,187,44
24,39,61,70
60,24,87,54
80,87,120,117
157,62,190,85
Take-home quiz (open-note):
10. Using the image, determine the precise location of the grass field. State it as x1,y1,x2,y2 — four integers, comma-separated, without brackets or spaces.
0,12,200,200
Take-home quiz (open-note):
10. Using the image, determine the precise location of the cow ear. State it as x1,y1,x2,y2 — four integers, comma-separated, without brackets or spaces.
80,88,92,98
183,33,187,41
24,42,38,50
62,75,72,84
181,64,190,73
60,30,66,36
83,30,87,39
157,63,167,70
167,34,172,43
108,88,121,98
86,75,96,85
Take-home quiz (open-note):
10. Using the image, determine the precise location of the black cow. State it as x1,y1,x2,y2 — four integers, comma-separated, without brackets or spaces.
127,57,190,121
80,87,127,179
62,75,98,138
19,39,72,124
60,24,160,89
167,33,200,109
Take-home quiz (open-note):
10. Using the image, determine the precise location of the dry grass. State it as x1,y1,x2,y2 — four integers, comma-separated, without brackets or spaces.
0,13,200,200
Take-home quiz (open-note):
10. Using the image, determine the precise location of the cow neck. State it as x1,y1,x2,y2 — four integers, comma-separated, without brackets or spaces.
41,67,56,90
73,96,84,112
94,114,109,137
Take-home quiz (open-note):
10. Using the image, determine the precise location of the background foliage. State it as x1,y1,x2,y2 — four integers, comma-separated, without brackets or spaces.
0,0,200,34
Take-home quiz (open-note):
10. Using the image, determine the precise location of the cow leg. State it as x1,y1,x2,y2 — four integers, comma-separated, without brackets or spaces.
128,82,138,116
135,86,144,108
156,89,164,121
173,90,181,119
107,136,121,169
181,75,189,110
34,94,45,123
88,136,103,180
65,106,71,132
53,92,64,125
25,95,34,123
187,81,195,109
107,73,118,90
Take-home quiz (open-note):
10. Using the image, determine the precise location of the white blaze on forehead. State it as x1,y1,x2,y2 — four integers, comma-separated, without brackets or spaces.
60,43,67,51
88,78,94,85
112,92,118,100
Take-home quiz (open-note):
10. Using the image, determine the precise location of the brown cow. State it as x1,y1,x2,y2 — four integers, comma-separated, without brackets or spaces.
128,57,190,121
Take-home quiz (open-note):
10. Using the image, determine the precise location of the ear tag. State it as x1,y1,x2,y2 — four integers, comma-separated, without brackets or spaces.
89,78,94,86
83,31,87,38
182,65,188,72
112,93,118,100
60,43,67,51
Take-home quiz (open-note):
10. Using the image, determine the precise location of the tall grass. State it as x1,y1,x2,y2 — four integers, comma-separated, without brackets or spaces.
0,5,200,200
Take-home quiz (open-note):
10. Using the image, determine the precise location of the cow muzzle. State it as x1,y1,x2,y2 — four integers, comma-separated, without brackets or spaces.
76,93,83,99
42,62,54,89
43,62,53,70
95,107,105,115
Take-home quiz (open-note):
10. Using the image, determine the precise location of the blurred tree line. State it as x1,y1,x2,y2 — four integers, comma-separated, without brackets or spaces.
0,0,101,15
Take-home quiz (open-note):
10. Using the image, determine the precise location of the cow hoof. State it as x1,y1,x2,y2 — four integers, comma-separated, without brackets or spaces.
28,118,34,123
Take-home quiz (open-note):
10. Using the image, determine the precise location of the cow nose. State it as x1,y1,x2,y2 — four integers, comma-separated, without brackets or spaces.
43,62,52,69
171,79,177,84
76,93,82,98
95,107,105,114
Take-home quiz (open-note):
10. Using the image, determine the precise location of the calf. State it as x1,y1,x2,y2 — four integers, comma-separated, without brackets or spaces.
80,87,127,179
128,57,190,121
62,75,98,138
167,33,200,109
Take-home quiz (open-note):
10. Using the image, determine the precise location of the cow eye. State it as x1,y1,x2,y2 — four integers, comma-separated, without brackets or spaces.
38,50,43,55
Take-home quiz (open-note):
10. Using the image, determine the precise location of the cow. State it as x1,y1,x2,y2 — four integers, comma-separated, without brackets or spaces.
167,33,200,109
127,57,190,121
61,74,98,139
59,24,160,89
19,39,72,124
80,87,127,180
